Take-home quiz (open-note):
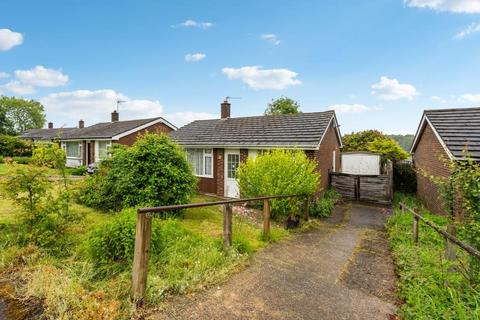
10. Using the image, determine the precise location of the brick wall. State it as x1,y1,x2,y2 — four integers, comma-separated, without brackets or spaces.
215,148,225,197
315,122,341,193
117,122,173,146
413,123,451,215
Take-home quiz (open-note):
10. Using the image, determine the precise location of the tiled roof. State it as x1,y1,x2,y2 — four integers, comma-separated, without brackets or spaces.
422,107,480,161
61,117,166,139
19,127,77,140
170,111,338,149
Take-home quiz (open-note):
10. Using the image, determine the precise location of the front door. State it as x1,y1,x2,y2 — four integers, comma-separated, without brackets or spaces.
224,149,240,198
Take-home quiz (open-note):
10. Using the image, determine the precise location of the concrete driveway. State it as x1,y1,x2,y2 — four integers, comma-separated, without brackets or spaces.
150,203,397,320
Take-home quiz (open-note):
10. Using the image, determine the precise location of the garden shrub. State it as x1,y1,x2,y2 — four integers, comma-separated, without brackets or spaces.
237,149,320,219
310,189,341,218
78,134,196,211
0,134,32,156
12,156,32,164
393,161,417,193
32,142,66,168
66,165,87,176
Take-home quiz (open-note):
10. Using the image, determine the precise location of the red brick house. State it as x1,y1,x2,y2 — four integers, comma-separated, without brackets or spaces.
21,111,176,167
170,101,342,198
410,107,480,215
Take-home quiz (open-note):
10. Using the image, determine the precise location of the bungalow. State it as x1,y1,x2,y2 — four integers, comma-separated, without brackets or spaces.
410,107,480,215
170,100,342,198
20,111,176,167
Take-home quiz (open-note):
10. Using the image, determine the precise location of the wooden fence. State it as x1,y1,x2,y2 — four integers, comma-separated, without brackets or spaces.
132,194,309,302
330,173,393,205
399,203,480,261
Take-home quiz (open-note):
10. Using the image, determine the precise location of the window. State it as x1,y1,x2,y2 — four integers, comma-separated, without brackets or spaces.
227,154,240,179
186,148,213,177
97,141,111,160
65,142,81,158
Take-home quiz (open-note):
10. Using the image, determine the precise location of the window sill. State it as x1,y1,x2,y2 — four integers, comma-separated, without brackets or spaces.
195,174,214,179
66,156,81,159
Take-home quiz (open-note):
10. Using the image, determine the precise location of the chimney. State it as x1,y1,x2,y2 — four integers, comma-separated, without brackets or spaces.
48,122,53,129
79,120,85,128
111,110,119,122
221,99,231,119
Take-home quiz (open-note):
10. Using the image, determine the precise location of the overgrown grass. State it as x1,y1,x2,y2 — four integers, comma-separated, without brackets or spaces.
387,193,480,319
0,191,289,319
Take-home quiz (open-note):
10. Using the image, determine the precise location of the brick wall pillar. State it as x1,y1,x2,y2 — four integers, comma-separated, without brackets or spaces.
216,149,224,197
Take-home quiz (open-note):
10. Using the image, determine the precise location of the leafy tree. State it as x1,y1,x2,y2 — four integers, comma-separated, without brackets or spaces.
32,142,66,169
0,134,32,156
264,97,301,115
237,149,319,219
388,134,415,152
342,130,408,161
78,133,197,211
0,96,46,135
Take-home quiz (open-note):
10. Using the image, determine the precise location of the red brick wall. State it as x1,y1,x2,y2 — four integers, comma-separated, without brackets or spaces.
413,123,451,215
315,122,341,193
117,122,173,146
215,149,225,197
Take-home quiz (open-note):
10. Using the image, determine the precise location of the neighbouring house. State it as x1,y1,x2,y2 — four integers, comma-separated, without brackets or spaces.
20,121,77,142
410,107,480,215
341,152,381,175
20,111,176,167
170,100,342,198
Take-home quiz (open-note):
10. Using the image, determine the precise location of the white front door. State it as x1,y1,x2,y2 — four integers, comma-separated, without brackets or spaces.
224,149,240,198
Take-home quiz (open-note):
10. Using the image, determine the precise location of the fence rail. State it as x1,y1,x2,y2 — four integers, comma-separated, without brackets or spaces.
399,202,480,260
132,194,309,302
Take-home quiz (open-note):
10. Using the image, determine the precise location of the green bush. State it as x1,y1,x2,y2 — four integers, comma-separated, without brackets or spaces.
66,166,87,176
0,135,32,156
237,149,320,219
12,156,32,164
32,142,66,168
310,189,341,218
393,161,417,193
78,133,197,211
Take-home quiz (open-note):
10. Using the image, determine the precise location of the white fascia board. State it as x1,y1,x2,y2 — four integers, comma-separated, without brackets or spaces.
410,114,454,160
178,145,318,150
111,118,176,141
316,113,342,150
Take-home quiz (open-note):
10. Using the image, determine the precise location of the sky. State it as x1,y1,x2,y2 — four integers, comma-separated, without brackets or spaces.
1,0,480,134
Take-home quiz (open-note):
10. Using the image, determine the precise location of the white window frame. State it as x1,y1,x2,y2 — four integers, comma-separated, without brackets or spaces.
95,140,112,163
186,148,214,178
62,141,82,159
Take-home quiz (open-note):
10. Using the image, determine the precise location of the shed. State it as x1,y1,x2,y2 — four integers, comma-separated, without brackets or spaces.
341,152,381,175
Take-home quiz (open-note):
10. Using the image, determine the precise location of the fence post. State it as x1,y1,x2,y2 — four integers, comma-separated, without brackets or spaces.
445,223,457,261
223,203,233,248
263,199,270,238
413,215,419,244
132,211,153,303
304,197,310,221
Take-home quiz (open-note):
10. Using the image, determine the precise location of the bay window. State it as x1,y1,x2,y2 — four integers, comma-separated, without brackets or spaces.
186,148,213,178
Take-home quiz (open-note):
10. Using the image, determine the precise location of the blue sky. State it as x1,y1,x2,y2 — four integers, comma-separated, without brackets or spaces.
1,0,480,133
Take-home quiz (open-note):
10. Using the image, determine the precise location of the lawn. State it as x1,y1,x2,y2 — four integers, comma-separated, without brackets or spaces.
0,187,289,319
387,193,480,320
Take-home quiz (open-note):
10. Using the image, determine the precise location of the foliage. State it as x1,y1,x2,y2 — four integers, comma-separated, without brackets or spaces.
388,134,414,152
78,133,197,211
0,134,32,156
393,161,417,193
342,130,408,161
387,194,480,319
32,142,66,168
0,164,80,252
11,156,33,164
0,96,46,135
310,189,341,218
66,165,87,176
237,149,320,219
264,97,301,115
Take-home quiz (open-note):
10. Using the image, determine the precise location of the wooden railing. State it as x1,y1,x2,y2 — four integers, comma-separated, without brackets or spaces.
399,203,480,261
132,194,310,301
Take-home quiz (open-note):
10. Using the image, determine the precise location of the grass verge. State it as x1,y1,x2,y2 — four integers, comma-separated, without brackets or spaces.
387,193,480,320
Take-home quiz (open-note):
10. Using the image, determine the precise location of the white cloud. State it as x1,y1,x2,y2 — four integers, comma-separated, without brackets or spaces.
462,93,480,103
454,22,480,39
0,72,10,79
261,34,281,45
174,20,213,29
0,28,23,51
164,111,216,127
222,66,301,90
327,104,371,113
431,95,447,103
0,81,35,95
185,53,206,62
15,65,69,87
371,76,418,101
404,0,480,13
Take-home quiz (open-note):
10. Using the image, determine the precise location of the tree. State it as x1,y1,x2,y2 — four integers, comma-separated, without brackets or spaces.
0,96,46,135
265,97,301,115
237,149,319,219
342,130,408,161
388,134,414,152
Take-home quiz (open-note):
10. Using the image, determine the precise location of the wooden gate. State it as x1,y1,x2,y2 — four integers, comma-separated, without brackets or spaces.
330,172,393,205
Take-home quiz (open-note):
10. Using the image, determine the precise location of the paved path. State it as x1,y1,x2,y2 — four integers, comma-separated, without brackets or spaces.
150,203,397,320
